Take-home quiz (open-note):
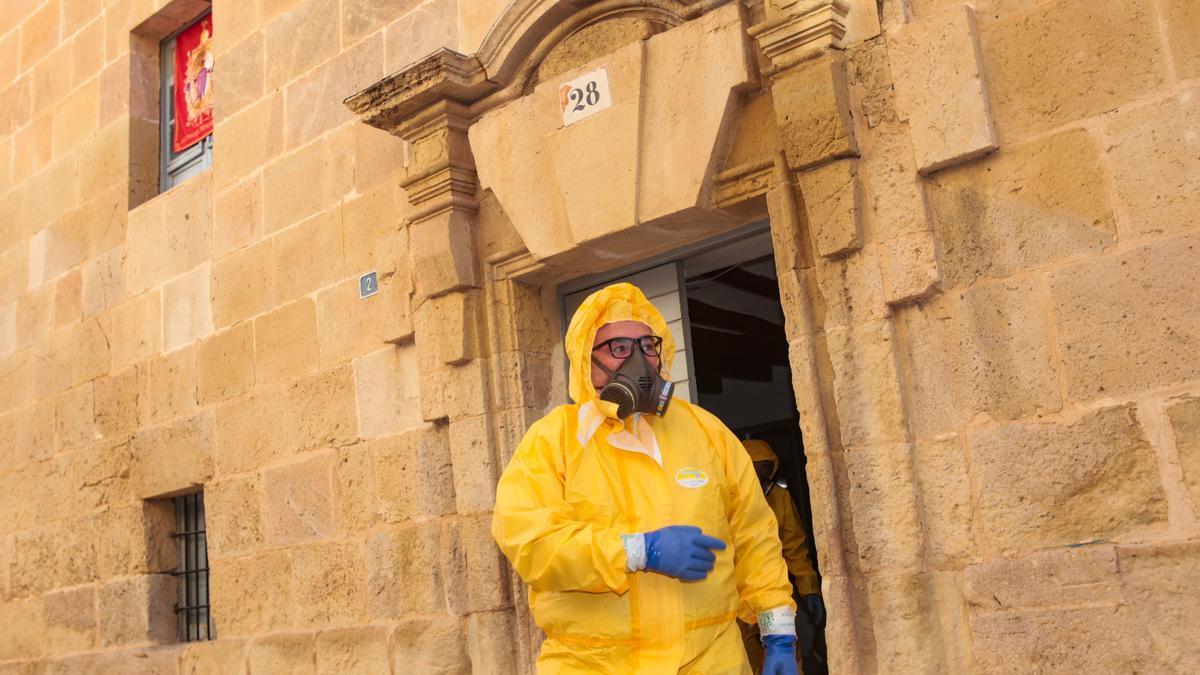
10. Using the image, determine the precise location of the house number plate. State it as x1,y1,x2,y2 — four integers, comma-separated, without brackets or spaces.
559,68,613,127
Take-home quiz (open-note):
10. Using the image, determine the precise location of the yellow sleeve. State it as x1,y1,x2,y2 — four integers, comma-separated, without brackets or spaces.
703,414,795,619
768,487,820,596
491,416,631,594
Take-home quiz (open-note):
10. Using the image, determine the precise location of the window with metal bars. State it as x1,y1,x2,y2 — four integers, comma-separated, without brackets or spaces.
173,492,213,642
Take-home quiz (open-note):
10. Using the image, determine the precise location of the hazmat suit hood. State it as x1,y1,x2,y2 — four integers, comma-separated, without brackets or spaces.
564,283,677,406
743,439,780,480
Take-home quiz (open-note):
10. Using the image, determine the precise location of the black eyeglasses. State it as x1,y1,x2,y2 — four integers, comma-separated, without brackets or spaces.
592,335,663,358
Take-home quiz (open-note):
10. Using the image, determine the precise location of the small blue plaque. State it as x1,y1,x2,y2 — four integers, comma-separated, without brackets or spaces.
359,271,379,299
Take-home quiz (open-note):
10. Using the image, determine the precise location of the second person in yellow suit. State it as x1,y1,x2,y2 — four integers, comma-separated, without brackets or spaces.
492,283,800,674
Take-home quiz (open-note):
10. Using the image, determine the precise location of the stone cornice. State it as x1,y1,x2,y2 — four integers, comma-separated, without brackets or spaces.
749,0,848,73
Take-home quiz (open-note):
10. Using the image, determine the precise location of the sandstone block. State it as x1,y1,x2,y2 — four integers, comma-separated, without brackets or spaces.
110,290,161,370
254,297,318,385
209,552,292,637
11,521,97,595
447,415,499,514
913,435,975,565
844,443,923,572
212,175,264,259
372,424,455,521
126,172,212,293
964,544,1122,610
248,633,315,675
1165,0,1200,80
366,521,445,619
0,301,13,361
1104,89,1200,239
315,626,390,675
1047,233,1200,401
196,321,255,405
878,229,941,305
97,574,177,647
342,184,404,278
798,159,862,258
53,269,82,328
813,246,886,332
888,5,995,172
130,412,214,499
1116,541,1200,671
969,604,1162,672
213,386,298,474
928,128,1114,289
213,93,283,190
95,365,141,440
1167,396,1200,507
211,238,274,329
180,639,248,675
334,443,376,533
272,207,345,304
82,245,125,317
354,345,423,439
316,273,413,367
54,382,95,451
261,135,335,235
78,120,127,201
770,54,856,171
351,113,409,193
968,404,1167,555
16,397,55,463
43,585,97,653
442,513,511,615
896,277,1060,437
264,0,338,90
288,366,358,450
384,0,459,72
390,615,470,674
263,452,337,546
213,31,263,120
283,33,383,150
66,314,112,387
16,283,54,351
140,346,198,426
0,243,27,306
826,320,908,447
979,0,1165,140
19,0,59,72
163,263,215,352
865,572,940,673
206,474,266,558
0,596,44,661
291,541,367,626
344,0,423,46
51,80,98,157
96,500,177,580
409,211,479,301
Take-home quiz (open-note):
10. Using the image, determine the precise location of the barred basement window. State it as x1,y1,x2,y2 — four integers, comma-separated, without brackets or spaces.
174,492,214,642
159,10,214,191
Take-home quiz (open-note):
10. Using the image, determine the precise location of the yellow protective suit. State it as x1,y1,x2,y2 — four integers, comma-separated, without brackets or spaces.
492,283,795,674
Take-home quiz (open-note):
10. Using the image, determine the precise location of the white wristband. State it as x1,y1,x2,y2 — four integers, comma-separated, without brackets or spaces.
758,606,796,637
621,533,647,572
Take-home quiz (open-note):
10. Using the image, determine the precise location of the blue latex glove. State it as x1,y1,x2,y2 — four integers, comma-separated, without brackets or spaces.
762,634,799,675
643,525,726,581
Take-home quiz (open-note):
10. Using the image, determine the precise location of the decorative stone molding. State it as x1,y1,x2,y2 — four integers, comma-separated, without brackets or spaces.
749,0,849,73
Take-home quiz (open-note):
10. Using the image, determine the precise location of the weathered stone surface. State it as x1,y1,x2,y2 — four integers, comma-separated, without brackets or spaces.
1047,233,1200,401
254,297,319,385
316,273,412,368
897,277,1060,437
213,386,298,474
797,159,862,258
262,136,331,237
95,501,176,580
212,175,264,259
1116,541,1200,672
365,521,445,619
206,474,266,559
878,230,941,305
442,513,511,614
140,346,198,426
964,544,1122,611
447,415,498,514
209,552,292,637
81,245,125,318
213,93,284,191
248,633,314,675
263,452,338,546
771,54,857,171
927,128,1114,289
291,541,367,626
0,596,44,661
372,424,455,521
979,0,1165,140
390,615,470,674
42,585,97,653
213,31,263,120
968,405,1167,554
11,521,96,594
844,443,923,572
264,0,338,90
1167,396,1200,507
130,412,214,498
1104,89,1200,239
888,5,995,173
866,572,941,673
913,435,974,565
125,173,212,294
334,443,376,533
16,397,55,463
53,269,82,329
342,185,404,278
1164,0,1200,80
273,207,345,304
287,366,358,450
109,290,161,370
162,263,214,353
97,575,176,647
180,639,248,675
284,34,383,150
196,321,255,405
813,245,887,331
211,238,274,329
826,320,908,447
354,345,423,439
315,626,390,674
466,610,519,674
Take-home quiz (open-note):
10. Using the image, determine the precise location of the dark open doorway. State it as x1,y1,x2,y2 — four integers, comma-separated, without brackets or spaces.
683,240,828,675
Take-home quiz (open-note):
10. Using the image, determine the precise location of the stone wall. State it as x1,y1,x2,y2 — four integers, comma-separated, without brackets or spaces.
0,0,1197,673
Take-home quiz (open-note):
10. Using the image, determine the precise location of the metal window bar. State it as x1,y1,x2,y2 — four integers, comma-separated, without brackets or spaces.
173,492,213,642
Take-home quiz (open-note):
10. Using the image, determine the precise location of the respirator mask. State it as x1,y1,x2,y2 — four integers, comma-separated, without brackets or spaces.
592,341,675,419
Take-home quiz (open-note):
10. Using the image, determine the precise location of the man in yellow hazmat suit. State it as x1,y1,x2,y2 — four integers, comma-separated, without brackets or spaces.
739,439,824,674
492,283,800,674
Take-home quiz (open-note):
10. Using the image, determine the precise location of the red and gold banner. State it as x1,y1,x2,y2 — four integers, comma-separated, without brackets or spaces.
173,14,214,152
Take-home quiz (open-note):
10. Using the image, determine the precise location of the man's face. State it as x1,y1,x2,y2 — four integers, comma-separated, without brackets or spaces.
754,460,775,490
590,320,660,390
